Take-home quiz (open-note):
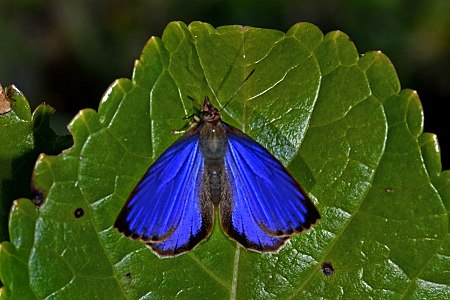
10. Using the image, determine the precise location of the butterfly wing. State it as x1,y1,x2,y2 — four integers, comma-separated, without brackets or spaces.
220,124,320,252
114,129,214,257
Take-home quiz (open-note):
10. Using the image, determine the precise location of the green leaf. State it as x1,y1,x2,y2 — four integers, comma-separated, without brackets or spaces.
0,85,72,242
1,21,449,299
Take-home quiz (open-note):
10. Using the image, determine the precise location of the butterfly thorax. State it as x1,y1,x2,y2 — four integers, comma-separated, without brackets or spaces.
198,97,227,158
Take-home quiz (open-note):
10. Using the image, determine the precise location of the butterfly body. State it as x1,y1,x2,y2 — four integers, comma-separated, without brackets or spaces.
114,98,320,257
198,115,229,206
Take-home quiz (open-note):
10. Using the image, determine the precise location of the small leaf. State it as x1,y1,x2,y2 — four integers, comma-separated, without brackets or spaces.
1,22,449,299
0,85,72,242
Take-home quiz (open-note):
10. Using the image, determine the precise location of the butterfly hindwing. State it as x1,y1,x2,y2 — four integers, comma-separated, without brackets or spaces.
114,130,214,257
220,124,320,252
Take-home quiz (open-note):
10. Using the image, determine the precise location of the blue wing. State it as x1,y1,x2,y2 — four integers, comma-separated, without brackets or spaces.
114,131,214,257
220,124,320,252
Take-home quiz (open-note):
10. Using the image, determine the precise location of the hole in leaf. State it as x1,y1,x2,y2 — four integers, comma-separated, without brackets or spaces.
74,208,84,218
321,262,334,276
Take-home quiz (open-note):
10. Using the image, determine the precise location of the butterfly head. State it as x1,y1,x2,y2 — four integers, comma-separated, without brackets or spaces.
201,97,221,124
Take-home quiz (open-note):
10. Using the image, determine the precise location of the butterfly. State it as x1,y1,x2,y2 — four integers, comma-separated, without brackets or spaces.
114,97,320,257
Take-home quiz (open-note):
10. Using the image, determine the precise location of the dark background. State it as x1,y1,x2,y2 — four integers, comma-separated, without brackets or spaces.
1,0,449,170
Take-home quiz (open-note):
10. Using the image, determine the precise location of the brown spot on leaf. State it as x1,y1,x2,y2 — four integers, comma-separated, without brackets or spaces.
385,187,395,193
0,85,12,114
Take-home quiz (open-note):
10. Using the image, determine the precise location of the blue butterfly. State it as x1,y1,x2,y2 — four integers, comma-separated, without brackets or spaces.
114,97,320,257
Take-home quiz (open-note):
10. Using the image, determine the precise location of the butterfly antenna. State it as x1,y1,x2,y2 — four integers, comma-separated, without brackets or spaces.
220,68,255,112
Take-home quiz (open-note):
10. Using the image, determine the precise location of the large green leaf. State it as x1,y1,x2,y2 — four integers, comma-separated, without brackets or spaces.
1,22,449,299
